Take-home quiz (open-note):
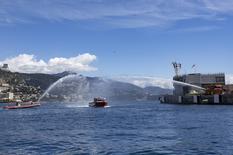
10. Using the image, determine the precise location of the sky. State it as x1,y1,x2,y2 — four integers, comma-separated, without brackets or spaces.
0,0,233,87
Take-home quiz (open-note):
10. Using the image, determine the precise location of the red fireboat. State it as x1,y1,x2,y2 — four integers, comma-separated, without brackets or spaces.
89,97,108,108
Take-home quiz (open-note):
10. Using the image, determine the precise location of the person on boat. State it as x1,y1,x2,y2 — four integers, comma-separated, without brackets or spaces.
16,102,21,106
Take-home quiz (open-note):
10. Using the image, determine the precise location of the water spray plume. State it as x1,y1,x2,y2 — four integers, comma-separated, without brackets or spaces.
38,74,108,103
38,74,77,102
173,80,206,90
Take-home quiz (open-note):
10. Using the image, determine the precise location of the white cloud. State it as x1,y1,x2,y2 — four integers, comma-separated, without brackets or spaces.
204,0,233,13
0,53,97,74
0,0,233,28
172,26,220,33
113,76,173,89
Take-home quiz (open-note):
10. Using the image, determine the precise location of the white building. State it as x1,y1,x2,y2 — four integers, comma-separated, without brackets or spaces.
0,64,9,71
0,86,9,93
0,92,14,100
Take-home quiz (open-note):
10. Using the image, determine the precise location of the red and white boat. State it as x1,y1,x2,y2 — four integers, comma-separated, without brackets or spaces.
89,97,108,107
3,102,40,110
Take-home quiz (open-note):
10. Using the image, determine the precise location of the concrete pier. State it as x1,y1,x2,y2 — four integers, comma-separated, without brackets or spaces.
160,94,233,105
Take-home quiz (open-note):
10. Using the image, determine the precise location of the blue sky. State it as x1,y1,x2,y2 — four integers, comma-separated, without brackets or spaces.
0,0,233,79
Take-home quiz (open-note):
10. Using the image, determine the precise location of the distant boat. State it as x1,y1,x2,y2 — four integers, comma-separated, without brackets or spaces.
89,97,108,108
3,102,40,110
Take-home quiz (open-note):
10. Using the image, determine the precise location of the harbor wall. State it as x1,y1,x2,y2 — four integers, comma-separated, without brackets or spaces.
161,94,233,105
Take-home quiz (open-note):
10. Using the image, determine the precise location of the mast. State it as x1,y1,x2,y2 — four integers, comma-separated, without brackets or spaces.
172,62,181,76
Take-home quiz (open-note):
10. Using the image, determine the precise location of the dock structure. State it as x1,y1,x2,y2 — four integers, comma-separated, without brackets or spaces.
161,94,233,105
161,62,233,104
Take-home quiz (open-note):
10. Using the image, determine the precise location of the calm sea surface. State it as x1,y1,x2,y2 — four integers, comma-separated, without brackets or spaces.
1,101,233,155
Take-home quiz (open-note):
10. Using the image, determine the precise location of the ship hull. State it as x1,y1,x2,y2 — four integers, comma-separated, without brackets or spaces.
3,103,40,109
89,101,107,107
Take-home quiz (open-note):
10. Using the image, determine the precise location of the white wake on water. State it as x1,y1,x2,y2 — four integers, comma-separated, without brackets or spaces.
66,104,89,108
65,100,89,108
65,104,111,108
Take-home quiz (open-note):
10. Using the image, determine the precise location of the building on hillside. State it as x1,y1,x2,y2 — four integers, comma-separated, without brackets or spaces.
0,82,10,93
0,64,9,71
0,92,14,100
0,86,9,93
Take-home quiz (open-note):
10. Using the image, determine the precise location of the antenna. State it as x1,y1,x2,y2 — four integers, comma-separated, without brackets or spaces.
172,62,181,76
192,64,197,73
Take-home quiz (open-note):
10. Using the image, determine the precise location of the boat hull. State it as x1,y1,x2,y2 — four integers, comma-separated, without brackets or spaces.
89,101,108,107
3,103,40,109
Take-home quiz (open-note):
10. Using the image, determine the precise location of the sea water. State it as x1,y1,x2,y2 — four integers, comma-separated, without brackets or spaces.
1,101,233,154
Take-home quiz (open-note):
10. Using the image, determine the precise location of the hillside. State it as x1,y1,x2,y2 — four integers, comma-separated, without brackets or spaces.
0,69,69,101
